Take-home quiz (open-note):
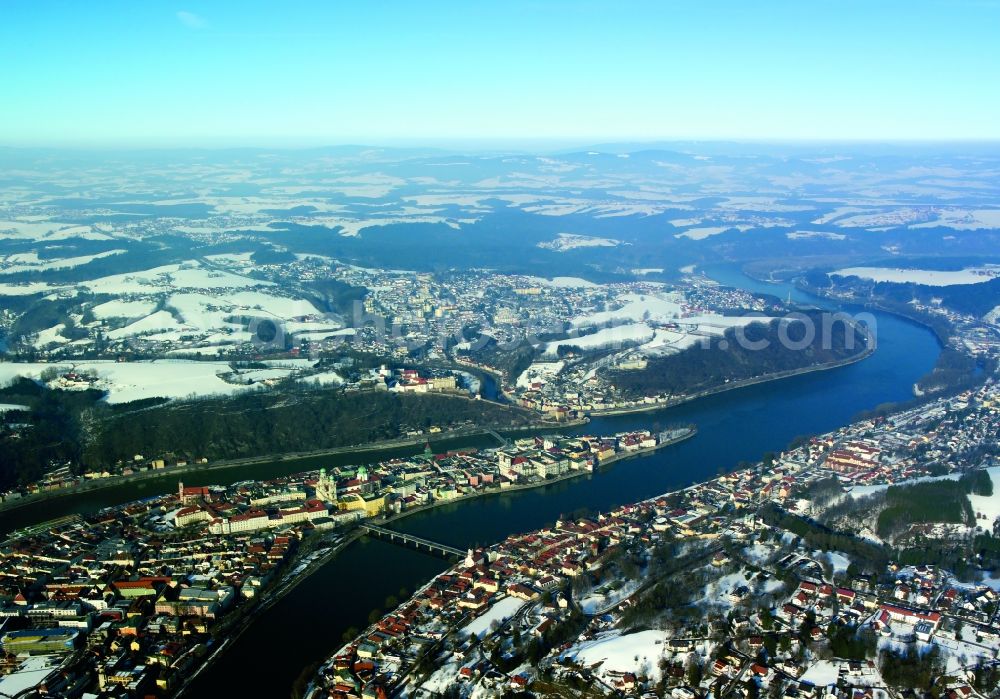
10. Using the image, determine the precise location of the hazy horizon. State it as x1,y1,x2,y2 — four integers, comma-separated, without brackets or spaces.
4,138,1000,155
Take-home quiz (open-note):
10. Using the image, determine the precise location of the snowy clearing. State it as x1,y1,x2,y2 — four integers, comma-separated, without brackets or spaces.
0,360,256,404
833,266,1000,286
524,276,600,288
786,230,847,240
460,597,524,638
563,629,669,680
0,249,126,275
969,466,1000,526
537,232,622,251
543,323,653,356
674,226,732,240
572,292,683,328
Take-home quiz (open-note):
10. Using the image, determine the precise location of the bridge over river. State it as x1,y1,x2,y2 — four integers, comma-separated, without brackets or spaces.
359,523,465,558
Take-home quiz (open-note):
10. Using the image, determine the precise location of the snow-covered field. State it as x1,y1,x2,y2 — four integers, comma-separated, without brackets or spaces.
83,261,272,295
909,208,1000,231
543,323,653,356
562,629,669,680
578,579,642,615
0,219,112,240
719,196,814,213
697,569,755,610
515,361,565,389
537,232,622,251
969,466,1000,526
105,311,181,340
0,282,60,295
811,206,867,225
680,314,773,331
799,659,839,686
524,276,600,288
833,208,935,229
461,596,524,638
300,370,345,386
742,543,779,565
3,258,345,352
92,299,159,319
0,249,125,274
523,201,680,218
33,324,68,348
819,550,851,575
833,266,1000,286
635,328,703,355
0,360,261,403
572,292,683,327
675,225,732,240
0,259,276,299
786,230,846,240
551,291,774,359
310,214,470,238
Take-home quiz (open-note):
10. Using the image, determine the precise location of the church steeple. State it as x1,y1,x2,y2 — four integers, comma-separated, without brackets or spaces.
315,468,337,503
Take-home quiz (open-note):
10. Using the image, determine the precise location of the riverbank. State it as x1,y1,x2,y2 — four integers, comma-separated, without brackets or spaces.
595,426,698,466
150,290,948,698
175,528,363,699
0,419,583,516
787,278,996,399
180,426,696,697
739,266,949,349
368,426,696,532
586,340,875,418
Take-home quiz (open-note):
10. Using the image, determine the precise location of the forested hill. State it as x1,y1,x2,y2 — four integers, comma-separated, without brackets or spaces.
880,276,1000,318
79,389,535,470
811,269,1000,319
607,311,868,399
0,382,536,488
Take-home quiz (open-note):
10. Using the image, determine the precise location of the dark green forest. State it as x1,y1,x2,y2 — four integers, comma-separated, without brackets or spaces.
82,389,535,468
607,311,867,398
876,471,988,538
877,276,1000,318
0,380,536,488
0,378,105,489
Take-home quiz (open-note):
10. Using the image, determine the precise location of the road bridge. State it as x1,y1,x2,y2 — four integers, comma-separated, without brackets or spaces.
485,429,509,446
360,524,465,558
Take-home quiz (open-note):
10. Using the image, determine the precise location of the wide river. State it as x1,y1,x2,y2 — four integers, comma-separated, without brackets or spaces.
0,268,942,698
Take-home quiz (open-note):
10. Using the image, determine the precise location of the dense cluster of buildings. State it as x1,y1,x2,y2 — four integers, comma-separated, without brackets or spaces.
306,382,1000,699
240,257,783,397
0,365,473,506
817,280,1000,362
808,388,1000,498
0,456,212,506
180,429,681,538
0,491,307,696
468,283,783,419
0,428,683,697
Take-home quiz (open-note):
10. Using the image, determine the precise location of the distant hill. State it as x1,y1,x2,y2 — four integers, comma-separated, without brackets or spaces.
607,310,867,399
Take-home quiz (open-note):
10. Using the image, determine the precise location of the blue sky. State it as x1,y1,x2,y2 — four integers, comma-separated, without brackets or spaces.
2,1,999,146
